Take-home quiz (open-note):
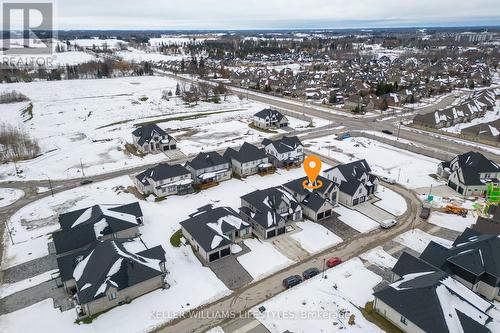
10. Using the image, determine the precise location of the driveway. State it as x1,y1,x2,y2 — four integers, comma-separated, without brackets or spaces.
269,233,309,261
354,201,394,223
317,212,360,240
207,243,253,291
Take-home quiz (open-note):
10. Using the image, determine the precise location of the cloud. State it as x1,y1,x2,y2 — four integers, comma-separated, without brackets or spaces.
5,0,500,29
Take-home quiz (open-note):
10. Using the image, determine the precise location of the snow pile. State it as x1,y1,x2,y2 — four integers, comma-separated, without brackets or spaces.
0,188,24,208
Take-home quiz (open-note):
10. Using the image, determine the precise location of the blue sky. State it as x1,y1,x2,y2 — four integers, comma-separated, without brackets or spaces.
4,0,500,30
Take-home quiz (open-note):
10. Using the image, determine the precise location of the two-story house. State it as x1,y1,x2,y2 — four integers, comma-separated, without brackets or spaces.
180,205,251,263
323,159,379,206
223,142,272,177
56,239,167,319
184,151,231,189
239,186,302,239
262,136,304,168
132,124,177,154
134,163,193,198
282,175,339,221
252,108,289,129
50,202,143,256
437,151,500,196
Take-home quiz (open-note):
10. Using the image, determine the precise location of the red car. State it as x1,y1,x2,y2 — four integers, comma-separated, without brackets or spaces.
327,257,342,268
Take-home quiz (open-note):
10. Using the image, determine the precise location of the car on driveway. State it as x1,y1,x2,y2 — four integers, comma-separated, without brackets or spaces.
380,219,398,229
326,257,342,268
302,267,320,279
282,275,303,289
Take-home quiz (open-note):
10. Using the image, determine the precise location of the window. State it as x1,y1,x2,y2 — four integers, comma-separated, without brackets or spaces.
108,291,117,301
400,316,407,325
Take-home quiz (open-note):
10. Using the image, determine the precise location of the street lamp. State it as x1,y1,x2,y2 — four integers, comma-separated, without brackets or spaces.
43,174,54,197
322,258,326,279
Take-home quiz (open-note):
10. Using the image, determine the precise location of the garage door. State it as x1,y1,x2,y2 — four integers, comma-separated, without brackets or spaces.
220,247,230,258
209,252,220,262
353,198,359,206
277,227,285,235
325,210,332,217
317,212,324,220
267,229,276,238
448,181,457,191
458,187,464,194
360,196,366,203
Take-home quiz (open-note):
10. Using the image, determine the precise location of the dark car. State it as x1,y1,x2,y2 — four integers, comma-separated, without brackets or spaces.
282,275,303,289
382,129,393,135
80,179,93,186
302,267,320,280
420,207,431,219
326,257,342,268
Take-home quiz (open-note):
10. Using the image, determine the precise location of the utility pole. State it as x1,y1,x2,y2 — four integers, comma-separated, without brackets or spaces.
397,168,401,182
80,158,85,177
47,175,54,197
322,258,326,279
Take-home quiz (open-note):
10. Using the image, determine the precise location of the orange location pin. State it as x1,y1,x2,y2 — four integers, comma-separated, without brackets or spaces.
303,155,323,190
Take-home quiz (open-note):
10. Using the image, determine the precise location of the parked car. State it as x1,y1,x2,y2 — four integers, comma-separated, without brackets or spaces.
326,257,342,268
420,201,432,219
282,275,303,289
380,219,398,229
80,179,93,185
380,176,396,184
302,267,320,279
381,129,393,135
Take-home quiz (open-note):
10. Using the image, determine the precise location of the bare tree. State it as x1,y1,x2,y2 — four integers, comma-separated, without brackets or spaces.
198,82,212,100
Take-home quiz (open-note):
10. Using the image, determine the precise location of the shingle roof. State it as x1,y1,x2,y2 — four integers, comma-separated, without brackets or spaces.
135,163,190,183
53,202,143,254
71,239,165,304
185,151,228,170
223,142,267,164
392,251,437,277
262,136,302,154
180,206,248,253
253,108,286,122
374,269,492,333
132,124,170,146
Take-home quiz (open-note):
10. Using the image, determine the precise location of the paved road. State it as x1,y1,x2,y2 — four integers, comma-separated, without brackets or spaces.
151,183,420,333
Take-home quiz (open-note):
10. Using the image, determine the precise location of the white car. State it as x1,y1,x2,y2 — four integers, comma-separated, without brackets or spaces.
380,219,398,229
380,176,396,184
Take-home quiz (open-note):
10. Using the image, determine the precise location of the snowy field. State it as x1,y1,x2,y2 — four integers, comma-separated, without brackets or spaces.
374,186,407,216
428,211,477,232
290,221,343,254
237,239,293,280
0,76,317,181
394,229,453,253
0,188,24,208
307,135,444,189
252,258,383,333
333,205,380,232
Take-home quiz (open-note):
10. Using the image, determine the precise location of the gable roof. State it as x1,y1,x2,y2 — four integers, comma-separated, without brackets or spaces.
324,159,372,180
179,206,249,252
223,142,267,164
132,124,170,146
185,151,228,170
53,202,143,255
240,186,301,228
71,239,165,304
262,136,302,154
254,108,286,122
374,270,492,333
392,251,437,277
420,229,500,285
135,163,190,183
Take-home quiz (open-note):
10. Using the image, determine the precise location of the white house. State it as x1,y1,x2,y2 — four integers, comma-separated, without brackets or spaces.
223,142,272,177
132,124,177,154
252,108,289,129
134,163,193,198
185,151,231,188
262,136,304,168
323,159,379,206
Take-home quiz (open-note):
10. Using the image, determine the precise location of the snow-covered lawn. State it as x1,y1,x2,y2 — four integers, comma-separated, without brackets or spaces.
252,258,383,333
359,246,397,269
374,186,407,216
0,269,58,298
0,188,24,207
306,135,443,189
333,205,380,233
428,211,477,232
394,229,453,253
290,221,343,254
237,239,293,280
